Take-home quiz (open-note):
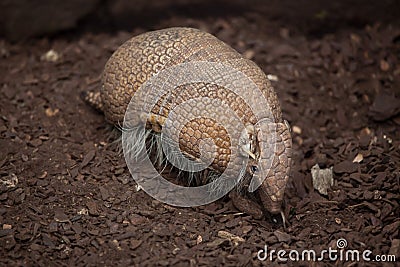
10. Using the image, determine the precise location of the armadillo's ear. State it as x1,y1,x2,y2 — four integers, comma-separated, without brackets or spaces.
247,121,276,193
241,146,256,159
239,124,256,159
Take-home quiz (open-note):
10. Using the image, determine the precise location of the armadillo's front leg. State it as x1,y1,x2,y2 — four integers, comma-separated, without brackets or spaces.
229,190,263,219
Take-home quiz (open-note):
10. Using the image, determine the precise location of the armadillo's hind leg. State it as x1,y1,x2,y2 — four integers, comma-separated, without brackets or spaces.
80,90,104,112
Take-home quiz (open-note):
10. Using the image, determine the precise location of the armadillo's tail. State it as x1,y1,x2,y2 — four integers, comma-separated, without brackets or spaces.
80,90,104,112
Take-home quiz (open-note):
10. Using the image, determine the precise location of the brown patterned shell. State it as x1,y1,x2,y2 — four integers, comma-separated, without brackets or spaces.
101,27,282,125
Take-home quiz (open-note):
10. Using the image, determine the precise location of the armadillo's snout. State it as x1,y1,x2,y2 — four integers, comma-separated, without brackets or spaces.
258,188,284,214
255,121,292,214
257,170,289,214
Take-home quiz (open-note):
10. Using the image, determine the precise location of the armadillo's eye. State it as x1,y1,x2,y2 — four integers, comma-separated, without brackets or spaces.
251,165,259,173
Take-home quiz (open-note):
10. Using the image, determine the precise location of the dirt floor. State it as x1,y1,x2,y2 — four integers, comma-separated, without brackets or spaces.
1,4,400,267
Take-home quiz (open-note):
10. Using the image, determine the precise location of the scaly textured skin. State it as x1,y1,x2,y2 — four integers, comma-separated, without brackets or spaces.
83,27,292,216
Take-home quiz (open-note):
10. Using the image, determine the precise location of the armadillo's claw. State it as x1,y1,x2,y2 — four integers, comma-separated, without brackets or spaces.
281,210,289,229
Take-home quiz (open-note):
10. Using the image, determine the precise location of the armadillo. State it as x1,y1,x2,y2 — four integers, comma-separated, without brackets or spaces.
83,27,292,219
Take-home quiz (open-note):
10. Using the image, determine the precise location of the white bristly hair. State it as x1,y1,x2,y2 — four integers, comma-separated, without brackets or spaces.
115,125,248,197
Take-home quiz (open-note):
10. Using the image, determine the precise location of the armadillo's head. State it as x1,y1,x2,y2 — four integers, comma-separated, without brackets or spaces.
241,120,292,214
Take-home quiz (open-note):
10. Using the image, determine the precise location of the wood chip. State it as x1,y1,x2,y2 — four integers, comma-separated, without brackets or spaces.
80,150,96,168
333,160,358,174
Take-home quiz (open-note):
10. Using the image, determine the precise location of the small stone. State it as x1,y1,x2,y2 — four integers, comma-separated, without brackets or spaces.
41,49,60,62
45,107,59,117
77,208,89,215
196,235,203,245
267,74,279,81
21,154,28,162
114,168,124,175
292,125,302,134
1,174,18,188
380,59,390,71
352,153,363,163
311,164,334,195
38,171,48,179
2,224,12,230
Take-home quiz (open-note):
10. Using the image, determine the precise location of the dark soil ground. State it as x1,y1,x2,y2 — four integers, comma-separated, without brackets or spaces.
1,3,399,267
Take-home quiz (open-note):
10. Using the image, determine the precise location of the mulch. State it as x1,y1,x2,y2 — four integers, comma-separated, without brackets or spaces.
1,7,399,267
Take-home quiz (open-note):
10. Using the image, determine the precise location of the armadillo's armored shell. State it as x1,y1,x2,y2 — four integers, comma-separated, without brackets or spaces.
101,27,282,126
